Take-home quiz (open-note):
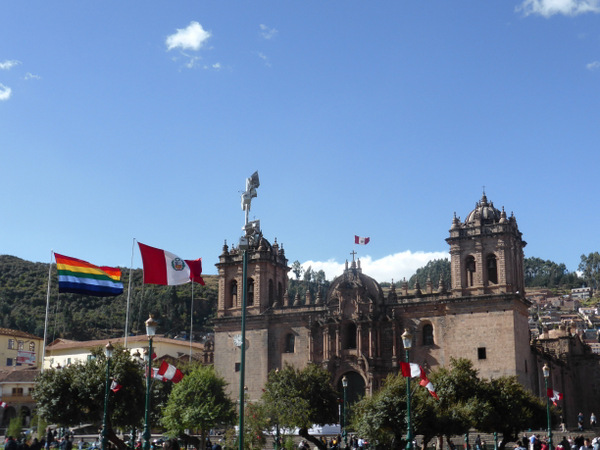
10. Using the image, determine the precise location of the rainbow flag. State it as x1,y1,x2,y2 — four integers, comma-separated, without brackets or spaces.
55,253,124,297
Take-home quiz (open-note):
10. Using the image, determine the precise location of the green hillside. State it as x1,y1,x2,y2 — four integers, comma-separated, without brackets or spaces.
0,255,218,341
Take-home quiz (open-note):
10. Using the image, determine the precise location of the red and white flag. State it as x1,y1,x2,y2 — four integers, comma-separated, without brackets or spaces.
110,380,123,393
547,388,563,406
157,361,184,383
354,236,370,245
151,367,163,381
419,376,439,400
400,362,424,378
0,402,6,408
400,363,439,400
138,242,205,286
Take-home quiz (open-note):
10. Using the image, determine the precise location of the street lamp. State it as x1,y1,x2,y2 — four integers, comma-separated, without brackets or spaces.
401,329,413,450
238,171,259,450
543,363,553,450
101,341,114,450
342,375,348,447
143,315,157,450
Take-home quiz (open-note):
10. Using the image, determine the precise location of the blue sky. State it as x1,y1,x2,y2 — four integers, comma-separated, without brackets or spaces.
1,0,599,283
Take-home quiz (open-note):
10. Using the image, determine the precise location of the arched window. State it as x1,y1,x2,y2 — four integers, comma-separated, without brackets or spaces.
466,256,476,287
487,254,498,284
247,278,255,306
278,282,283,303
229,280,237,308
344,323,357,349
423,324,434,346
285,333,295,353
269,279,274,305
29,342,35,352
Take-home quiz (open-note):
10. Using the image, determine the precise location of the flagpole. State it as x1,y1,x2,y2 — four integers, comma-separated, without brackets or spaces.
189,281,194,361
41,251,53,373
124,238,136,349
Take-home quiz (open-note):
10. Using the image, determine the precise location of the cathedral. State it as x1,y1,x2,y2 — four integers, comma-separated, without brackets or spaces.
213,193,598,427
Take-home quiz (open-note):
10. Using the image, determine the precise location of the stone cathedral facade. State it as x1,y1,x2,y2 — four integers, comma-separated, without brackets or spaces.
212,193,599,426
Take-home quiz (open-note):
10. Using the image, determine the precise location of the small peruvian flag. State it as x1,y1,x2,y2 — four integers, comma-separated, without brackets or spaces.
0,402,6,408
156,361,184,383
419,376,439,400
547,388,563,406
354,235,370,245
400,362,423,378
110,380,123,393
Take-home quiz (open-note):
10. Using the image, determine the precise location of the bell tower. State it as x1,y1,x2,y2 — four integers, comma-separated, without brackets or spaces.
215,235,289,316
446,192,526,297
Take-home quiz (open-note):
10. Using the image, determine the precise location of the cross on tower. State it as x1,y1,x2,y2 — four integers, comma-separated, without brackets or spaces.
350,250,357,262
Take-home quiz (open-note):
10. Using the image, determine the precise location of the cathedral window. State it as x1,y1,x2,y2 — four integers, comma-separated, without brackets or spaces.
466,256,476,287
284,333,295,353
269,279,274,305
344,323,357,349
229,280,237,308
487,254,498,284
477,347,487,360
247,278,255,306
422,324,434,346
278,282,283,303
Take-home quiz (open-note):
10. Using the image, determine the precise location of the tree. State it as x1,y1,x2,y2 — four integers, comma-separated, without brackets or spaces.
351,374,407,448
261,364,338,450
161,365,235,449
291,261,304,281
34,345,155,449
408,259,451,289
7,414,23,438
430,358,482,443
579,252,600,291
524,257,580,288
476,376,547,450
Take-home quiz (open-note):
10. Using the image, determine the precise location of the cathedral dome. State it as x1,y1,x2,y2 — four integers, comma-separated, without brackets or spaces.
465,193,501,225
326,259,384,305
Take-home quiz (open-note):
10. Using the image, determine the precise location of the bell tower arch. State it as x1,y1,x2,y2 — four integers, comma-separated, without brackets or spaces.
446,192,526,297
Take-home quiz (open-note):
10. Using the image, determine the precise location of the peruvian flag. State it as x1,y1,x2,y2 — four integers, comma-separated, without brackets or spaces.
157,361,184,383
0,402,6,408
354,236,370,245
419,376,439,400
400,362,424,378
138,242,204,286
547,388,563,406
110,380,123,393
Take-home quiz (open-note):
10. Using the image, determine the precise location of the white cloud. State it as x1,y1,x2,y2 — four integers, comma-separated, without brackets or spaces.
0,60,21,70
24,72,41,80
212,62,222,70
300,250,449,283
0,84,12,101
259,24,278,40
166,21,211,51
586,61,600,70
517,0,600,17
257,52,271,67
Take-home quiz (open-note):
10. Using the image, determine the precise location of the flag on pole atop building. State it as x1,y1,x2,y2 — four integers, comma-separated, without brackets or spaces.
138,242,204,286
547,388,563,406
55,253,124,297
354,236,370,245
